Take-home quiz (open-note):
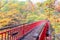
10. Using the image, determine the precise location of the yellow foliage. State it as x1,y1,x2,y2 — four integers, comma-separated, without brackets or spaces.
0,18,12,28
0,1,4,8
8,3,19,9
7,9,20,16
52,26,56,29
0,12,6,18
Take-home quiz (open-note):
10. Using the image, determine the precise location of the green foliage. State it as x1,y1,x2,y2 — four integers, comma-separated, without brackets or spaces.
0,0,60,34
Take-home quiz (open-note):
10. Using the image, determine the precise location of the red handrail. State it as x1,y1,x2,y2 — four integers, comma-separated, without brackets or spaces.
0,20,50,40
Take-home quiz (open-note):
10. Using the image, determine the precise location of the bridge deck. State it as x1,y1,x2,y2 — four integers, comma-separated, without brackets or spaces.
20,23,45,40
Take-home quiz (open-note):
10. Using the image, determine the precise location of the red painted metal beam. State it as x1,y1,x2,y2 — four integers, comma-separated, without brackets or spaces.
0,20,51,40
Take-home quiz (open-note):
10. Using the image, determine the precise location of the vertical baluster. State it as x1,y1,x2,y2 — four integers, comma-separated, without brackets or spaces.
6,32,9,40
10,30,13,40
10,35,13,40
12,29,16,40
0,34,1,40
3,32,6,40
2,33,3,40
15,36,17,40
12,29,15,40
0,33,3,40
12,35,14,40
8,31,11,40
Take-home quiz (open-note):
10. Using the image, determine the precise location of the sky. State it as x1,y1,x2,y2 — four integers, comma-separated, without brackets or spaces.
18,0,47,3
31,0,47,3
55,0,60,5
18,0,60,4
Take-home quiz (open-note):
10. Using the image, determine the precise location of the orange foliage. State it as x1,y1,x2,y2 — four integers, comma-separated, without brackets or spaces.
55,5,60,12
